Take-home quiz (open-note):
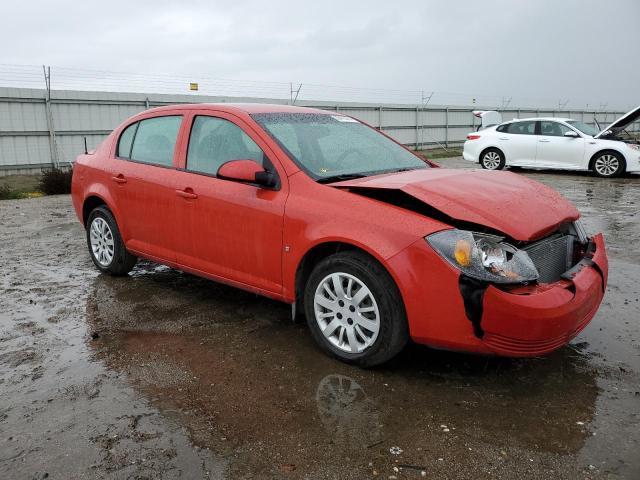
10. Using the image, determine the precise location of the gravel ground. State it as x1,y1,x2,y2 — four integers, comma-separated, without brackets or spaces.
1,158,638,479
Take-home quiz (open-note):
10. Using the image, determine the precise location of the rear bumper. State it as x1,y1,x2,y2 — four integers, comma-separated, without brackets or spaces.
388,234,608,357
462,146,476,162
462,150,478,162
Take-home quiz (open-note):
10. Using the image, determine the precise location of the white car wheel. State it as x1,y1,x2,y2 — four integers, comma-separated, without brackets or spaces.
592,152,624,178
480,149,505,170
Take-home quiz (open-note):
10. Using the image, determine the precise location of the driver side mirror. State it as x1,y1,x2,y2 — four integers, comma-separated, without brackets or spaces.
217,159,278,188
564,130,579,138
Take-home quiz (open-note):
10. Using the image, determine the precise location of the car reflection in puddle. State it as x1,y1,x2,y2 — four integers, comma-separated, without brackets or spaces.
316,374,382,449
86,262,601,478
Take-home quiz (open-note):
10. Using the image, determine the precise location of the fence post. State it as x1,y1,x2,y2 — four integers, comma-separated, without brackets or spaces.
445,107,449,149
416,106,420,149
378,106,382,130
43,65,59,169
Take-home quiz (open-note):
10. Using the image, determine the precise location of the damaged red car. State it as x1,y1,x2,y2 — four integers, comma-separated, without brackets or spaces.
71,104,608,366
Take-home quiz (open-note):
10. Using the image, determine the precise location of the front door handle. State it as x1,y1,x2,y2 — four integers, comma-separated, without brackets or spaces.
539,139,551,143
111,174,127,184
176,188,198,200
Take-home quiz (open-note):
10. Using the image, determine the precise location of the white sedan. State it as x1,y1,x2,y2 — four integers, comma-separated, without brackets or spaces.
462,107,640,177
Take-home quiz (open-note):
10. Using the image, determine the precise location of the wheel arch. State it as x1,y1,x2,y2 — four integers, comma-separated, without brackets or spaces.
79,182,126,233
292,240,400,321
479,146,505,163
82,195,108,226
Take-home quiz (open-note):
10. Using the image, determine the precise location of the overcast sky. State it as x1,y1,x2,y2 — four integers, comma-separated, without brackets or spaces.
2,0,638,108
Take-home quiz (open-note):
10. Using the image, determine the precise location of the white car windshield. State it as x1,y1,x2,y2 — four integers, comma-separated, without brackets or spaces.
252,113,428,182
566,121,598,137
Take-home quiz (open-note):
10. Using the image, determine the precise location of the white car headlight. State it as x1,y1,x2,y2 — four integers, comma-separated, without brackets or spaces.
627,144,640,151
426,230,539,284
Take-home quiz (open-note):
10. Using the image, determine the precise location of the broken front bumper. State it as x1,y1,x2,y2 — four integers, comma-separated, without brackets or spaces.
480,234,607,356
388,234,608,357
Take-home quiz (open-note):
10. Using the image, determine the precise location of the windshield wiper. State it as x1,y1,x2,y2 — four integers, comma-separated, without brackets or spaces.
389,166,424,173
317,173,368,184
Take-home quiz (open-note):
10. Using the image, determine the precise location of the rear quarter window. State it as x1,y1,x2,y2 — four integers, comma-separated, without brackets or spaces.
117,122,138,158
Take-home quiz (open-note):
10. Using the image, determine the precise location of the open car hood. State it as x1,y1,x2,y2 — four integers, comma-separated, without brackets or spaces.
330,169,579,242
594,105,640,138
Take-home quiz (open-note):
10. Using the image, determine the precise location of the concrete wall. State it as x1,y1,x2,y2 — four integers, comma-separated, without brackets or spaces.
0,87,627,176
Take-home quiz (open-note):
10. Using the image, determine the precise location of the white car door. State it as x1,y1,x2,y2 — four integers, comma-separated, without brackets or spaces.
536,121,585,169
497,120,538,166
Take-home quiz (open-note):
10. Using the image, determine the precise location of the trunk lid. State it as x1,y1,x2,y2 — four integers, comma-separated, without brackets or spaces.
473,110,503,130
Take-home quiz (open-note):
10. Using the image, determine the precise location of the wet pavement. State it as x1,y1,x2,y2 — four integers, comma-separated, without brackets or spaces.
1,159,639,479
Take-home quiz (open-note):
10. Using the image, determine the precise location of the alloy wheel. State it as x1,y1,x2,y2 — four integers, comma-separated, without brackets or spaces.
313,272,380,353
594,154,619,177
482,151,501,169
89,217,115,267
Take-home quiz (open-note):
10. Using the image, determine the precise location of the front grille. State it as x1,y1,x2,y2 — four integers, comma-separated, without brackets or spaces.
522,234,574,283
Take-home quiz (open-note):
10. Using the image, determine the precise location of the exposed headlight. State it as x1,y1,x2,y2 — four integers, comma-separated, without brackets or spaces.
627,144,640,151
426,229,539,284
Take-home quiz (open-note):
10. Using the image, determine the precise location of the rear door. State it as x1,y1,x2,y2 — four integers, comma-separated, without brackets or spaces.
536,121,585,169
172,112,288,295
111,113,184,262
497,120,538,166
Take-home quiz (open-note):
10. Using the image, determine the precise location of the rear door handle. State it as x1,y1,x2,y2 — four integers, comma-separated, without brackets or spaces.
176,188,198,200
111,174,127,184
499,137,509,140
539,139,551,143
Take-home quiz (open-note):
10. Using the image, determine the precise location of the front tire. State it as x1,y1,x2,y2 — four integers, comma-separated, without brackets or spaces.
304,251,408,367
480,148,505,170
591,151,625,178
86,206,137,275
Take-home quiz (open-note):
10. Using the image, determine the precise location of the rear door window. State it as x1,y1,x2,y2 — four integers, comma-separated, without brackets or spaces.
186,116,265,175
129,116,182,167
506,121,537,135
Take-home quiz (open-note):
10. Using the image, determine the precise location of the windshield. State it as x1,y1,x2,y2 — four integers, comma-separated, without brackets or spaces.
251,113,428,181
566,120,598,136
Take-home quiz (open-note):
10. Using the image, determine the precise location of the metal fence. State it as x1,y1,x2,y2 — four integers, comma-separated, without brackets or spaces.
0,86,627,176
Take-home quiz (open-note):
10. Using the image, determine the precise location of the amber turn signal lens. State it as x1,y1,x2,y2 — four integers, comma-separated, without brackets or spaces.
454,239,472,267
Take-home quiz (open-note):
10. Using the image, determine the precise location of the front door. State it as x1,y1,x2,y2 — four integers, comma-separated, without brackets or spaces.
173,113,287,295
536,121,585,169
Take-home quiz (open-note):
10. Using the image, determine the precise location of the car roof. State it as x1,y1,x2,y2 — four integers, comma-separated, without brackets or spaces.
144,103,331,115
503,117,574,123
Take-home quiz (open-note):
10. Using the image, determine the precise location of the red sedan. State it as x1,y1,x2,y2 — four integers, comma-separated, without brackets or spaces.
71,104,608,366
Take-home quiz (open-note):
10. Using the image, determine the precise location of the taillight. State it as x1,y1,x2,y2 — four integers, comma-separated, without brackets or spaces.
467,134,481,140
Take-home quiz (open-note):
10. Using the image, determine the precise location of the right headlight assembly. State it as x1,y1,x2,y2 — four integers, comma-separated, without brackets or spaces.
426,229,539,284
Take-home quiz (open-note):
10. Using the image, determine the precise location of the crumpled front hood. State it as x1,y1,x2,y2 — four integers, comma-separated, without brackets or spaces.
330,168,580,241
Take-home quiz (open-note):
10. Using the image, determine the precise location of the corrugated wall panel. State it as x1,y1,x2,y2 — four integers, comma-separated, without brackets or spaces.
334,108,380,126
0,100,48,131
0,136,50,166
382,109,419,127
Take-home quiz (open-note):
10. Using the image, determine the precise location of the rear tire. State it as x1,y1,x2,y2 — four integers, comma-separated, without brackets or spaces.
590,151,625,178
304,251,408,367
480,148,505,170
86,206,137,275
